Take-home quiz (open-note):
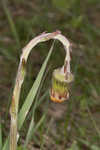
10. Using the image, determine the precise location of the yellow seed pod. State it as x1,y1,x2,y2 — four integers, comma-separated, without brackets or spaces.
50,68,74,103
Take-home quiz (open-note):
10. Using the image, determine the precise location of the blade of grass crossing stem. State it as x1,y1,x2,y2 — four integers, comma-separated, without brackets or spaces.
18,41,55,130
31,65,50,117
0,123,2,150
28,66,50,120
25,89,49,122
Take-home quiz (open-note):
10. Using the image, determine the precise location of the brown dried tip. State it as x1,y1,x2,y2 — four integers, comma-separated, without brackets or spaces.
22,58,26,67
64,61,68,73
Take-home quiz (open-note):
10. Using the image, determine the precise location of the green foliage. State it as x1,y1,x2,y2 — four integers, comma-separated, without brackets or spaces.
78,139,100,150
0,0,100,149
2,137,9,150
67,141,80,150
2,42,54,150
52,0,76,12
18,42,54,130
24,90,49,147
2,0,20,47
69,16,83,29
17,146,27,150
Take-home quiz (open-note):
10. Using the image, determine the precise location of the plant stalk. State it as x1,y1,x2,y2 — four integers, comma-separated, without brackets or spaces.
9,30,71,150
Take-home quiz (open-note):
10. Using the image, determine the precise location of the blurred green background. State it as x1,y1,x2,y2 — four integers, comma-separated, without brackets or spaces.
0,0,100,149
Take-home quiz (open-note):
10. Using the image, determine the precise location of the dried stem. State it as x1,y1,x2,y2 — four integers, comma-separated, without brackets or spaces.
10,30,71,150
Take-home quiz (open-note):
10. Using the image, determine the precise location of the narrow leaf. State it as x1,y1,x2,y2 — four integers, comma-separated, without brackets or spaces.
2,0,20,47
78,139,100,150
24,91,49,147
3,42,54,150
2,137,10,150
25,113,46,147
18,42,54,130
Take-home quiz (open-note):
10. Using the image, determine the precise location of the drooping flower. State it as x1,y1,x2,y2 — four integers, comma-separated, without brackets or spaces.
50,35,74,102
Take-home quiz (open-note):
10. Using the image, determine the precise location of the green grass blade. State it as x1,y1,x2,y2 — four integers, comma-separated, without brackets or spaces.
22,46,51,147
33,114,46,134
30,65,49,118
0,48,17,62
24,89,49,123
24,117,34,147
25,113,46,147
87,105,100,137
78,139,100,150
2,0,20,47
67,141,80,150
18,41,54,130
24,89,49,147
25,94,49,148
2,137,9,150
40,118,54,149
24,75,47,147
3,41,54,150
0,123,2,149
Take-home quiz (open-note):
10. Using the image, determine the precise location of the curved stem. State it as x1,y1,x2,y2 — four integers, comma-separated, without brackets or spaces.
10,30,71,150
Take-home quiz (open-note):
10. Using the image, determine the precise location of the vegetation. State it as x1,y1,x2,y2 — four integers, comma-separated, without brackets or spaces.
0,0,100,149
